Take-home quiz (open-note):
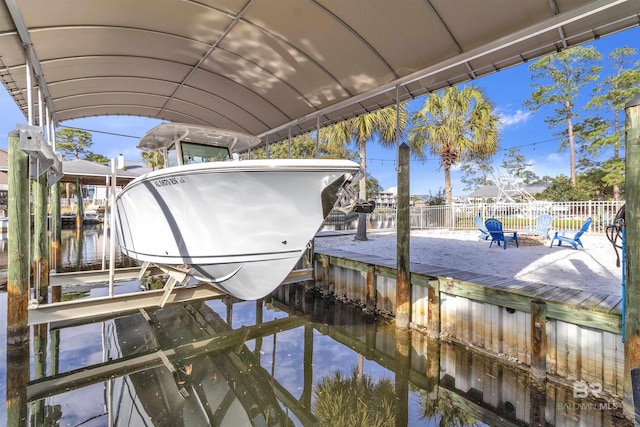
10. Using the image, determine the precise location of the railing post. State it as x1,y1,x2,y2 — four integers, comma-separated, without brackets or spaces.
450,204,455,230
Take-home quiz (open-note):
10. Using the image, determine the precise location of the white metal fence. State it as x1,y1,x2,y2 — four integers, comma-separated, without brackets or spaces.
366,200,625,234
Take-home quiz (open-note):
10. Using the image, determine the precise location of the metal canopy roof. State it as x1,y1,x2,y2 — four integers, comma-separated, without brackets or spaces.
0,0,638,145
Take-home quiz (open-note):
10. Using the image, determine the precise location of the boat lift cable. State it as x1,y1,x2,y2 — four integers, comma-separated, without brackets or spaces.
606,204,625,341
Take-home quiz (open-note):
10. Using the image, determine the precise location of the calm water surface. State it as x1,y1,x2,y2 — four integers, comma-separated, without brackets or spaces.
0,226,630,426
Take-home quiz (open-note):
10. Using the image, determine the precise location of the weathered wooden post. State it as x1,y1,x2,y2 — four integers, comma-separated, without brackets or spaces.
321,254,332,297
396,143,410,328
7,129,30,341
624,93,640,420
6,129,30,426
33,171,49,303
530,299,547,381
50,182,62,276
365,264,376,313
427,278,440,338
75,177,83,229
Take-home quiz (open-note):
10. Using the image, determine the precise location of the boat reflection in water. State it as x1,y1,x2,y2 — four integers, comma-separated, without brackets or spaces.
8,283,629,427
111,303,292,426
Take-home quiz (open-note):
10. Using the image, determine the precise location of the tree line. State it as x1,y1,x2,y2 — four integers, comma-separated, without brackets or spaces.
244,45,640,205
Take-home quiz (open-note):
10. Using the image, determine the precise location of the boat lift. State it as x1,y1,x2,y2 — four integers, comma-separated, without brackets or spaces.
9,123,314,327
20,144,314,327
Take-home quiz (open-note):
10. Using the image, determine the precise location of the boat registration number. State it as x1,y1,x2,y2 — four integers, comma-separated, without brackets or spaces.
153,177,186,187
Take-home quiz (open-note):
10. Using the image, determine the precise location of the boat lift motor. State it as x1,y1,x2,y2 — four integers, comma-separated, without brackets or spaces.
333,169,376,214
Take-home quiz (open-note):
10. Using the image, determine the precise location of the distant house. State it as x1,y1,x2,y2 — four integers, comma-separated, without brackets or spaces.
61,155,151,204
372,188,398,209
0,149,151,212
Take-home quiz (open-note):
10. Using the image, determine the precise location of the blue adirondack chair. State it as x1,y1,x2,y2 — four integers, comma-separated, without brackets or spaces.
549,217,592,250
485,218,519,250
474,215,490,240
526,214,554,239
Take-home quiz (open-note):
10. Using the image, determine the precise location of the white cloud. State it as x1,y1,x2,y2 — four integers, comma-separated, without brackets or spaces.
497,109,532,129
547,153,564,163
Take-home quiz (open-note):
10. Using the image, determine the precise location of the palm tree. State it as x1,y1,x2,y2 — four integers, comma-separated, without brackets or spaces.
141,151,165,170
313,368,395,426
321,104,407,240
409,85,499,206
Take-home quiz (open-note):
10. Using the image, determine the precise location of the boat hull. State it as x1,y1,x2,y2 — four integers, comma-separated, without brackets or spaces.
115,159,360,300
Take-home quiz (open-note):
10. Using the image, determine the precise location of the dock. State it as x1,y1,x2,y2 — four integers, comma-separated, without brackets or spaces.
313,246,625,398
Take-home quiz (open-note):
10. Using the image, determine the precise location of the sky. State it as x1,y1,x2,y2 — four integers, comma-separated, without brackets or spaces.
0,26,638,198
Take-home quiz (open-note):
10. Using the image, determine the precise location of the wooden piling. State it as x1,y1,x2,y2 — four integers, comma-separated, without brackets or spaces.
427,279,440,338
365,264,376,313
33,172,49,303
7,130,30,345
50,182,62,274
396,143,410,329
624,93,640,421
75,178,83,229
321,254,332,297
530,299,547,381
6,130,30,426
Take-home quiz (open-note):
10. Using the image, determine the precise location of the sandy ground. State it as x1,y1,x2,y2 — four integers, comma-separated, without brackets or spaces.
314,229,624,296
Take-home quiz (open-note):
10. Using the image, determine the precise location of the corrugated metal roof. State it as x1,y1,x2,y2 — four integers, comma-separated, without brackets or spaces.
0,0,637,145
61,159,143,185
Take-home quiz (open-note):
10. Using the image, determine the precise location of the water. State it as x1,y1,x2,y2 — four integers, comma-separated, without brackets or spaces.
0,226,632,426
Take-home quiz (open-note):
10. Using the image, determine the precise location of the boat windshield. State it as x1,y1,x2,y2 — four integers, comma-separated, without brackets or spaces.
166,143,178,167
166,141,231,167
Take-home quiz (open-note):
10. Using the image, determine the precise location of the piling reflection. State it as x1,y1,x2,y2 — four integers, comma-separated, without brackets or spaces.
58,225,137,272
6,341,29,426
1,285,633,426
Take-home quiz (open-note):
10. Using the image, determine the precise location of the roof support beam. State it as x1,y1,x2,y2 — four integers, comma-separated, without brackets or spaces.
548,0,569,49
4,0,57,125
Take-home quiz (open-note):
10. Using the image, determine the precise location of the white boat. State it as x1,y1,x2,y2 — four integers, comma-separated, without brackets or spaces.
115,123,362,300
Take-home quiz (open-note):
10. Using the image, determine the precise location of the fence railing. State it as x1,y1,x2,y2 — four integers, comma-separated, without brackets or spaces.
362,200,625,234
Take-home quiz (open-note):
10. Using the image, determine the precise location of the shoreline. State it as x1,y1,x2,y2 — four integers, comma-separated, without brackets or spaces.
315,229,624,296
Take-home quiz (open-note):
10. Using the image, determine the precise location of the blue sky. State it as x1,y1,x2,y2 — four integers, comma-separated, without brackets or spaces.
0,26,638,197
